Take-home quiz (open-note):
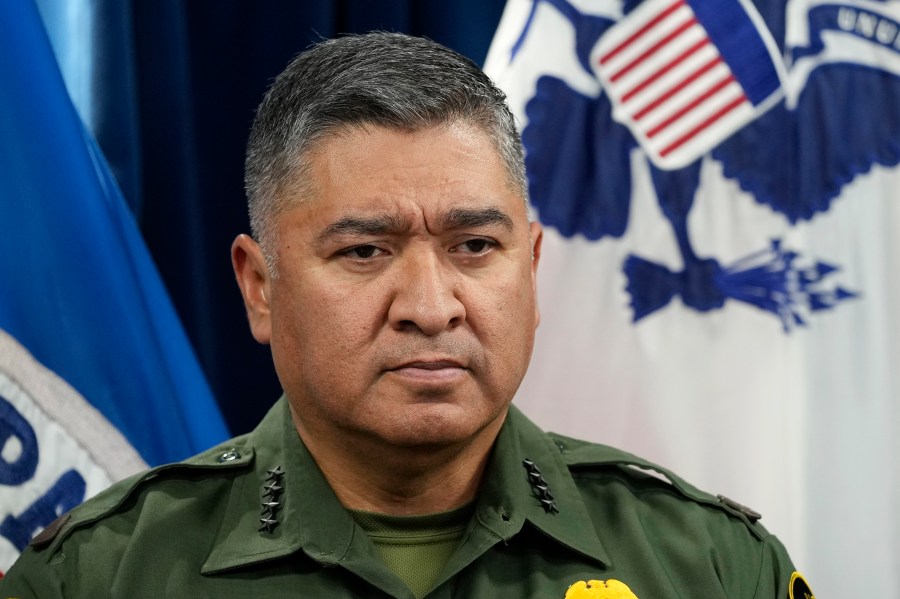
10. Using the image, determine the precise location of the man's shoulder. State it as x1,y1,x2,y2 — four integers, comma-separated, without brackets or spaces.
33,433,256,556
546,430,771,540
0,434,264,596
502,421,800,596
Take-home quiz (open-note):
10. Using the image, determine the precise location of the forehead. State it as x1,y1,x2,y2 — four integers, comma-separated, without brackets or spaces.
282,122,526,228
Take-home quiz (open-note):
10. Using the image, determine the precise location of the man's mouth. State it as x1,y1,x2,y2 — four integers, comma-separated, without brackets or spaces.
396,360,464,370
386,359,469,384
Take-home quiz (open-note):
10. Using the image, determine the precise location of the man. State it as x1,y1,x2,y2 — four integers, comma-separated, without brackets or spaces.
0,33,812,598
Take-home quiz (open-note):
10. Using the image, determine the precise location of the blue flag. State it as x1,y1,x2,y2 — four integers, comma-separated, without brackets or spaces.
0,0,228,570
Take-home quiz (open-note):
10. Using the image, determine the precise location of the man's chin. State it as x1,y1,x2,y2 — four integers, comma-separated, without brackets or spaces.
367,402,506,450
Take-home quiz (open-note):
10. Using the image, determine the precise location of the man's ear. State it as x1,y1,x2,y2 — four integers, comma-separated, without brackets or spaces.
231,234,272,344
529,221,543,329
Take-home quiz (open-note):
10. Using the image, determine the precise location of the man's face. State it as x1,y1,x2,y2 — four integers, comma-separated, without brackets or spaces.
233,122,541,451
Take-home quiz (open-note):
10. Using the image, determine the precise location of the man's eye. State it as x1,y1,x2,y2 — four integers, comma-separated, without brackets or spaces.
452,238,495,255
343,245,383,259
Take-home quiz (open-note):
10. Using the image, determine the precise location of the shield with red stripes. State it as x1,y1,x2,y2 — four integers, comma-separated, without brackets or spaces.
591,0,785,169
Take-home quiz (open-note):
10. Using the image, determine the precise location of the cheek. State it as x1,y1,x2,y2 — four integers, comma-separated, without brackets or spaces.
270,282,380,376
468,272,537,352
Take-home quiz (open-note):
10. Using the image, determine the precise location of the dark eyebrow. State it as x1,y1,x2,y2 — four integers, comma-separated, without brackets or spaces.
440,207,514,232
317,214,410,243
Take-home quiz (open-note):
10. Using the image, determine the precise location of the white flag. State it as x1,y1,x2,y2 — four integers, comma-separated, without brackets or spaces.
487,0,900,595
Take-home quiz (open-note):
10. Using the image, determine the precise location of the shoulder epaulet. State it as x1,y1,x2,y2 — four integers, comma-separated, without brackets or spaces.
547,431,768,539
32,435,256,556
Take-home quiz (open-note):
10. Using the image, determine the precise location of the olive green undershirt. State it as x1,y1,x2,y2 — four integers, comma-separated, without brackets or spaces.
348,503,475,599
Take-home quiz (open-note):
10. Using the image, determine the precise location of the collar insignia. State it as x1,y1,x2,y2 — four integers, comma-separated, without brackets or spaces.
258,465,285,534
522,458,559,513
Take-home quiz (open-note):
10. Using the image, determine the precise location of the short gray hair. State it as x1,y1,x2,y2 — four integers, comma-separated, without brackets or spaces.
244,32,527,265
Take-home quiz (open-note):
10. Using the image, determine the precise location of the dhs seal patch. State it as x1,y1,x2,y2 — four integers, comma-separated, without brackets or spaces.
789,571,814,599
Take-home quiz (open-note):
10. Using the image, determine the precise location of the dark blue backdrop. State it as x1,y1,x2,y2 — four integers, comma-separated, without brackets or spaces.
69,1,507,434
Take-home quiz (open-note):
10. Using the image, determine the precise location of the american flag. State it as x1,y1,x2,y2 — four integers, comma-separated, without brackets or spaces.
591,0,784,169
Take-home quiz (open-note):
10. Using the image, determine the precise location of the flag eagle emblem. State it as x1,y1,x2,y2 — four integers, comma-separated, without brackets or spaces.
492,0,900,330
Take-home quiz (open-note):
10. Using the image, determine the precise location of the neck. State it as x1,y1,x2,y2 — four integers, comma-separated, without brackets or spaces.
291,410,505,515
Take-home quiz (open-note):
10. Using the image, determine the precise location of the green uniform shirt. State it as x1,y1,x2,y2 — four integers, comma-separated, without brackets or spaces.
349,504,473,598
0,398,804,598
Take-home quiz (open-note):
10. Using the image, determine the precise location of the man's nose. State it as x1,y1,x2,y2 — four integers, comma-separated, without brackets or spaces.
387,250,466,336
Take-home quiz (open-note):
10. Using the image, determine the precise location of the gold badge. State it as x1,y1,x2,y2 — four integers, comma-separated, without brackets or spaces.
565,579,638,599
789,572,815,599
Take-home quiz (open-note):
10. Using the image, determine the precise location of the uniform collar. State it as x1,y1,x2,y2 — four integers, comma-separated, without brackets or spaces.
201,399,610,575
473,405,610,568
202,397,360,574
